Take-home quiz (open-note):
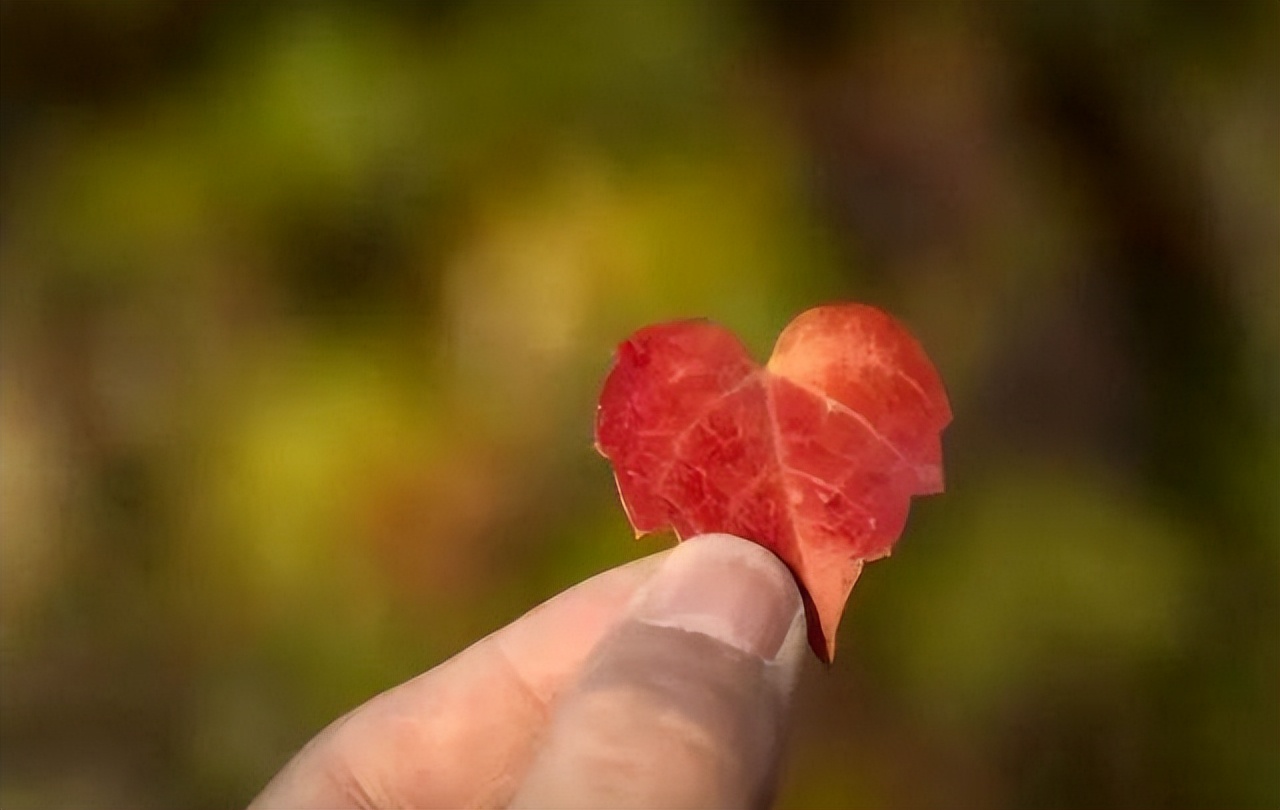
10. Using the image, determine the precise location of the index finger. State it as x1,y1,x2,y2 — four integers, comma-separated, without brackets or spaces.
250,548,672,810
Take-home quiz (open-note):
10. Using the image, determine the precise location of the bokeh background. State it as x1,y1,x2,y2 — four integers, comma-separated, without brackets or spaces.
1,0,1277,807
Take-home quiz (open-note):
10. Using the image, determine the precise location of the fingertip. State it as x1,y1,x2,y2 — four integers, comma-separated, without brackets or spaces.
633,532,804,663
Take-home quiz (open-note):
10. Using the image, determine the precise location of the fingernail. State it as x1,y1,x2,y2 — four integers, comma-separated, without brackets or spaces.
630,533,803,661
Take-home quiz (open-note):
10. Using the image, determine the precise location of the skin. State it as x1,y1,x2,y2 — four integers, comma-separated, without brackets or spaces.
250,533,808,810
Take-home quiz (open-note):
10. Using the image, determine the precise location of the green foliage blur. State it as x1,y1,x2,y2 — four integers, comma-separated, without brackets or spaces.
1,1,1276,808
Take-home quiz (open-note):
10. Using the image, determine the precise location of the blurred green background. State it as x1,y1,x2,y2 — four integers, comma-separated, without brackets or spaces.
1,0,1277,807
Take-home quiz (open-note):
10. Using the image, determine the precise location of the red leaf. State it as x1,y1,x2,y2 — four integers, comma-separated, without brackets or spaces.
595,303,952,662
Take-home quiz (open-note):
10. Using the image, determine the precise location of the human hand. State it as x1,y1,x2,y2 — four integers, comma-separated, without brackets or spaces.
249,533,807,809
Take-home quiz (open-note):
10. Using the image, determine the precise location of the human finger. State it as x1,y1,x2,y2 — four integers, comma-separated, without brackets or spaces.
249,547,672,809
510,533,807,809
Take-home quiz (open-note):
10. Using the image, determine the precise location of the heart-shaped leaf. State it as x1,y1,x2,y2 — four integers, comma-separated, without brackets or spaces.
595,303,951,662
